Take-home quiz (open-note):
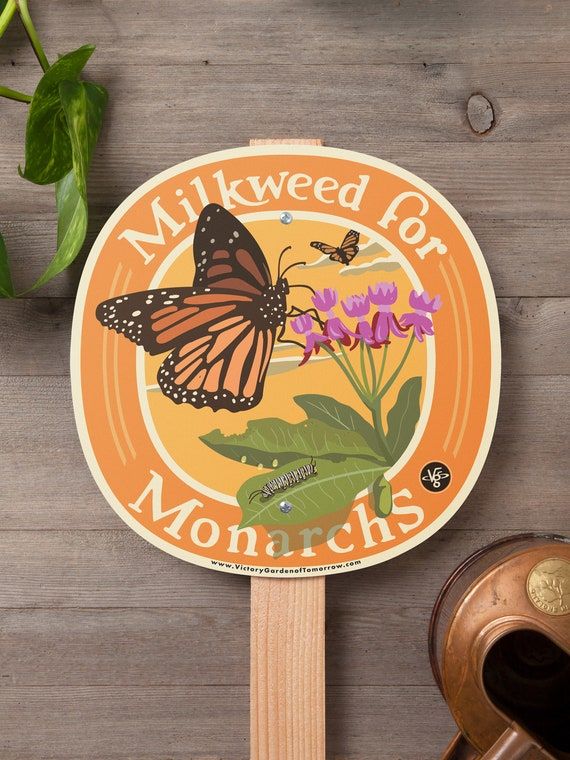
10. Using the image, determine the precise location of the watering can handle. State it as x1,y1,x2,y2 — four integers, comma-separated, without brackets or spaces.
481,724,536,760
442,724,556,760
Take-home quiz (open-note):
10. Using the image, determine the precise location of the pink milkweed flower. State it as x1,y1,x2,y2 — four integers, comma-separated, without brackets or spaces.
409,290,442,313
399,290,442,342
312,288,351,346
352,319,378,348
324,316,352,346
341,293,383,349
368,281,398,308
368,282,408,343
341,293,370,318
291,313,332,365
312,288,338,312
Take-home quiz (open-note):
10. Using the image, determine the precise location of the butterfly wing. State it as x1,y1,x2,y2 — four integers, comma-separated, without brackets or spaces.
96,205,281,411
96,288,255,355
158,322,275,411
338,229,360,263
310,241,339,257
193,203,272,295
310,230,360,264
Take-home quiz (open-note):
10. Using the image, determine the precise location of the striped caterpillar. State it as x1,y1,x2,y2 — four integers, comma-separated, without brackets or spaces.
249,458,317,503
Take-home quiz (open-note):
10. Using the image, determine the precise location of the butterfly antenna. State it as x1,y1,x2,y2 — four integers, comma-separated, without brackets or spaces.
277,246,292,279
280,261,307,278
288,283,316,296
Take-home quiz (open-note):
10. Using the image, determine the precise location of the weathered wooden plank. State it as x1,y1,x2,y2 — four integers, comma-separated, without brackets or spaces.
2,142,568,221
0,605,435,687
0,527,562,611
0,375,567,530
0,607,250,687
2,62,569,148
498,298,570,375
1,297,568,376
2,219,568,299
0,0,567,66
0,684,454,760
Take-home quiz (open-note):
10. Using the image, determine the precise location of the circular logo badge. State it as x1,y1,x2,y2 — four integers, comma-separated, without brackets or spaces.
71,146,500,576
527,558,570,616
420,462,451,492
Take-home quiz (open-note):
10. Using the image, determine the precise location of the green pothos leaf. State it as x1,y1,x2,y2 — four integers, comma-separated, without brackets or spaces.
201,416,379,469
26,77,107,292
58,79,108,197
19,45,95,184
0,232,15,298
372,476,393,517
238,457,387,529
385,376,422,462
29,170,87,291
294,393,387,462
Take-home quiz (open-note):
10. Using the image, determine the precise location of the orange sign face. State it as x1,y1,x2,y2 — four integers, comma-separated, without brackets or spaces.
71,146,500,576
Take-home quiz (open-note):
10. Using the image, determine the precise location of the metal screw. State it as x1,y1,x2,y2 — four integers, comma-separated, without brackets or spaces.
279,500,293,514
280,211,293,225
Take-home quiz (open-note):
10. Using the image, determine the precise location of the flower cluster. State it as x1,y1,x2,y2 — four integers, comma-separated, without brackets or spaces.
291,283,441,364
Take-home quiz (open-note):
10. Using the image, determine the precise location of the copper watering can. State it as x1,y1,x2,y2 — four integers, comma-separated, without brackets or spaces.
429,534,570,759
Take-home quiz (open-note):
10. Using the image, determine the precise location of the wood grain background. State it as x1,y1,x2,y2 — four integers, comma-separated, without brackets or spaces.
1,2,568,758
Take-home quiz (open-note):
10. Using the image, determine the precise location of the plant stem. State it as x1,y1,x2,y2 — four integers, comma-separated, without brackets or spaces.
374,343,389,396
377,334,416,400
366,344,377,393
323,344,368,405
337,342,367,395
359,342,371,395
325,341,394,464
17,0,49,72
0,84,32,102
371,403,393,464
0,0,17,37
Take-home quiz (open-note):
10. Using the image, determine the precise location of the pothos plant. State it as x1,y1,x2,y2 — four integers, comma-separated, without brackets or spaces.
0,0,107,296
201,282,442,531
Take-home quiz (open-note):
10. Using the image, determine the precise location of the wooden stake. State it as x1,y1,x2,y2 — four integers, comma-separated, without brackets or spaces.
249,138,326,760
251,576,326,760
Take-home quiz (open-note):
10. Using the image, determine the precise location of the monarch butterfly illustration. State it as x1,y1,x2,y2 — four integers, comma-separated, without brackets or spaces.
96,204,308,412
310,229,360,265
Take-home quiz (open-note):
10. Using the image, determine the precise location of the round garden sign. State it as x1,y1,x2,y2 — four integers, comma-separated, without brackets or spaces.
71,145,500,576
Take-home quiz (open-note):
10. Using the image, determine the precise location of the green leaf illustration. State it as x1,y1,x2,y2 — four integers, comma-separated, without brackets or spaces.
19,44,95,184
385,376,422,462
238,457,387,529
201,416,379,469
372,476,393,517
0,232,14,298
294,393,386,462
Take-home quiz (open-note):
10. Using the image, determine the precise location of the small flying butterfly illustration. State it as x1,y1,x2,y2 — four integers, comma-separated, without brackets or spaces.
310,229,360,265
96,204,305,413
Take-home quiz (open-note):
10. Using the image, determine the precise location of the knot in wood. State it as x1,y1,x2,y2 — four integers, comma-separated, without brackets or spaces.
467,94,495,134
